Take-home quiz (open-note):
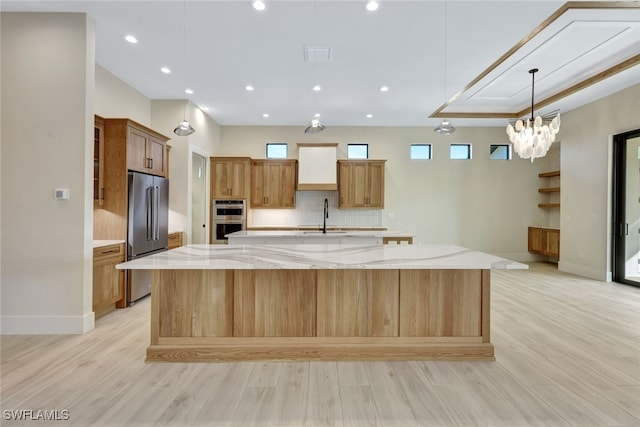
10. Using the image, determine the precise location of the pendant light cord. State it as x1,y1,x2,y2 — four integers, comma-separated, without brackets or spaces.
183,0,187,120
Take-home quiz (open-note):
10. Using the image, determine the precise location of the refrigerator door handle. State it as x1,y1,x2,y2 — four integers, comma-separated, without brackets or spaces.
146,186,153,241
154,186,160,241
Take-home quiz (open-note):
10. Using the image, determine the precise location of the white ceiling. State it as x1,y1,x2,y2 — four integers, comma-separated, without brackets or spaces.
2,1,639,128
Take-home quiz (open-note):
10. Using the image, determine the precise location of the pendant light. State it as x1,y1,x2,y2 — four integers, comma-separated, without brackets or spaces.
174,0,195,136
434,0,455,135
303,0,326,135
506,68,560,162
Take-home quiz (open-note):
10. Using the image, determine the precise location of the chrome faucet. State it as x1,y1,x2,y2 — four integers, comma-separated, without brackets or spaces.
323,198,329,234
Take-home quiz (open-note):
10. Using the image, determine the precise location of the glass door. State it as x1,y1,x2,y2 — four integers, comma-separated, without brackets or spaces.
612,130,640,287
191,152,207,244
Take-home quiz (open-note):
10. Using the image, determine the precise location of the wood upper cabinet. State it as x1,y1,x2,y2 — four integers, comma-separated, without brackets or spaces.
126,125,167,176
93,243,125,318
211,157,251,199
338,160,386,208
93,115,105,206
250,159,297,208
528,227,560,257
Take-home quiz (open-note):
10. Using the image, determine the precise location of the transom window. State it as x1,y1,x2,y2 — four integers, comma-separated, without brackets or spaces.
347,144,369,159
410,144,432,160
490,144,511,160
266,143,287,159
450,144,472,160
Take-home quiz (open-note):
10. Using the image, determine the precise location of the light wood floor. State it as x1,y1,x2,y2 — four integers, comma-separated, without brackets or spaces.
2,262,639,426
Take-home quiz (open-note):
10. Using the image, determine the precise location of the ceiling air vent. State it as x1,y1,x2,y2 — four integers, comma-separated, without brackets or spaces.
304,46,332,62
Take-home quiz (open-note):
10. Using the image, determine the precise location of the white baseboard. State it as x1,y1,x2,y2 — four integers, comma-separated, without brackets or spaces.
558,260,608,282
492,252,545,263
1,312,95,335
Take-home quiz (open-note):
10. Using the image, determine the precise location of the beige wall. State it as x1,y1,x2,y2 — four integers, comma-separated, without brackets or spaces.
151,100,221,243
1,13,95,333
560,83,640,281
220,125,547,259
95,64,150,126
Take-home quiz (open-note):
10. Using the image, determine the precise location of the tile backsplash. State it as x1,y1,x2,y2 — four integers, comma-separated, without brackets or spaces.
249,191,383,227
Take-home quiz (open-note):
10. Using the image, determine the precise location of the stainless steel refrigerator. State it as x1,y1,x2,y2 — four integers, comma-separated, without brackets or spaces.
127,171,169,304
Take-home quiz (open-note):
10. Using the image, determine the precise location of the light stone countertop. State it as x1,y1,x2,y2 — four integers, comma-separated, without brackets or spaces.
117,244,528,271
93,240,125,249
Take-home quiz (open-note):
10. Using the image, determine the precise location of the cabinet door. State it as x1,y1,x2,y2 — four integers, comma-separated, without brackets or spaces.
147,136,166,176
543,229,560,257
250,161,267,207
279,161,297,208
229,160,249,198
366,162,385,207
528,227,543,254
212,161,231,198
338,162,352,207
94,119,105,206
93,249,124,317
126,127,149,173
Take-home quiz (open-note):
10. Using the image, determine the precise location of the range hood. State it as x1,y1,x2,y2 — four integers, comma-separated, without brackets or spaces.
297,143,338,191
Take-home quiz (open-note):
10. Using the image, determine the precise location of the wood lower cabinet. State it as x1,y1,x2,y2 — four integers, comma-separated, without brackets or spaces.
338,160,386,208
528,227,560,258
168,232,183,249
211,157,251,199
93,243,125,318
250,159,297,208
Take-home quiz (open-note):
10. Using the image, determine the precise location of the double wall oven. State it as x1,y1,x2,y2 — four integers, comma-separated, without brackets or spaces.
212,199,246,244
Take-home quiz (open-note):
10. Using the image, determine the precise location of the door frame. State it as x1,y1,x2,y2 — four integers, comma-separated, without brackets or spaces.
612,128,640,287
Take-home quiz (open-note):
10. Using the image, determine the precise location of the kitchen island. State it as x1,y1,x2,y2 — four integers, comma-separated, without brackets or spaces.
117,244,526,362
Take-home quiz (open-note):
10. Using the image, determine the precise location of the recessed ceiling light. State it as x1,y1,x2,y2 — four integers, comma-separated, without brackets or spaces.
200,106,209,111
366,114,373,118
252,0,266,11
124,34,138,44
160,67,171,74
313,85,322,92
379,86,389,92
262,113,270,118
365,1,379,12
185,88,194,95
245,85,255,91
314,113,321,118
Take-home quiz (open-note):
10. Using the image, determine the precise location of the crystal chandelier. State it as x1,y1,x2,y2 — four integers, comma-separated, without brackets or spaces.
506,68,560,162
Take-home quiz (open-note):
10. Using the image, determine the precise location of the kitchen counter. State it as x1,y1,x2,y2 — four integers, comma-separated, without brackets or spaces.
93,239,125,249
226,230,414,245
118,244,525,362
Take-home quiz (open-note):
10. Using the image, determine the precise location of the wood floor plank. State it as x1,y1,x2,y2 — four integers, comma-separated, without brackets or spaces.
1,262,639,426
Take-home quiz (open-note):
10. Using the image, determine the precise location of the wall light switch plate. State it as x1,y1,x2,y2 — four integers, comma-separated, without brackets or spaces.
54,188,70,200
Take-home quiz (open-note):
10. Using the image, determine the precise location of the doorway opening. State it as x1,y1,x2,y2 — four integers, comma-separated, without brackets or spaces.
612,128,640,288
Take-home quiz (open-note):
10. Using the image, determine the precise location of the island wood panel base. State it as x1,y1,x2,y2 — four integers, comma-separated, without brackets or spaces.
148,268,493,361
